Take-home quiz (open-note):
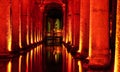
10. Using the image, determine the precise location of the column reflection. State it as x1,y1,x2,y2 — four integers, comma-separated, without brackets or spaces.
0,45,84,72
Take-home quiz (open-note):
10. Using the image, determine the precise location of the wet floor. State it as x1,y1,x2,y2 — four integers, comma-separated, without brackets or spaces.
0,44,113,72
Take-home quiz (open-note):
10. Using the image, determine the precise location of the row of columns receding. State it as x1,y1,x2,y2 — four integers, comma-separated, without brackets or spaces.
0,0,120,69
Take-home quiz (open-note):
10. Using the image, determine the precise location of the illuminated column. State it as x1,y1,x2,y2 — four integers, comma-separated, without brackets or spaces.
66,0,73,43
21,0,29,47
73,0,80,46
36,6,40,42
114,0,120,72
89,0,110,66
71,0,75,45
79,0,90,56
29,17,33,44
67,0,74,44
38,8,42,42
11,0,21,51
39,7,44,41
0,0,12,53
62,4,67,42
29,0,34,44
32,5,37,43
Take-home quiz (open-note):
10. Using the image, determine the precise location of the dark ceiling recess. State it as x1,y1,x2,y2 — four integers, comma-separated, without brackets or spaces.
47,8,62,18
44,2,63,18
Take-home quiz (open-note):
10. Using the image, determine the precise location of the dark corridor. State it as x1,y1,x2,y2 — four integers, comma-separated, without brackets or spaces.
43,3,63,46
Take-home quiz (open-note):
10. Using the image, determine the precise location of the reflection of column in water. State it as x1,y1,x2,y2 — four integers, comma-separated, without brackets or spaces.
19,55,22,72
67,53,72,72
7,60,12,72
26,52,29,72
78,61,82,72
30,49,33,72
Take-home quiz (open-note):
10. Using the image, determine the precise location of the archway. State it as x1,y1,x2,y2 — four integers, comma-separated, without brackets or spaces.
43,3,63,45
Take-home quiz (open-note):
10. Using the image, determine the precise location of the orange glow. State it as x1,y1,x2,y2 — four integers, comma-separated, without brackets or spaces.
7,60,12,72
19,16,22,48
56,47,61,53
68,19,72,42
26,31,29,45
78,32,83,52
36,46,39,54
26,52,29,72
78,61,82,72
30,49,33,71
114,0,120,71
114,36,119,72
67,53,72,72
7,27,12,51
19,55,22,72
79,0,89,54
26,18,29,45
19,3,22,48
37,33,39,42
30,49,33,58
34,48,37,57
89,29,92,57
66,17,72,43
34,30,37,43
89,9,92,57
7,12,12,51
30,21,33,44
65,35,69,43
31,28,33,44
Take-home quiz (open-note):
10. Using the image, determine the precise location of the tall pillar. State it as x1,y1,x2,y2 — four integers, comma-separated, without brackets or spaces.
114,0,120,71
0,0,12,53
71,0,75,45
29,17,33,44
40,6,44,41
66,0,72,43
21,0,29,47
29,0,34,44
79,0,90,56
63,4,67,42
11,0,21,51
89,0,110,66
73,0,80,46
32,5,37,43
35,5,40,42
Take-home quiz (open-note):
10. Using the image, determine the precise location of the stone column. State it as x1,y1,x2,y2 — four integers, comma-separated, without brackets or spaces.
114,0,120,71
0,0,12,53
29,0,34,44
21,0,29,47
32,5,37,43
66,0,72,43
89,0,110,66
40,6,44,41
11,0,21,51
79,0,90,57
62,4,67,42
73,0,80,46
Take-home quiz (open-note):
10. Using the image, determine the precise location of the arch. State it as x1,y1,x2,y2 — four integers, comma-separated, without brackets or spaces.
43,2,63,45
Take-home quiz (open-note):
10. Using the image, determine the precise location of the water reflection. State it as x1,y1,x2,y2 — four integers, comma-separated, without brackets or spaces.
0,45,85,72
7,60,12,72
